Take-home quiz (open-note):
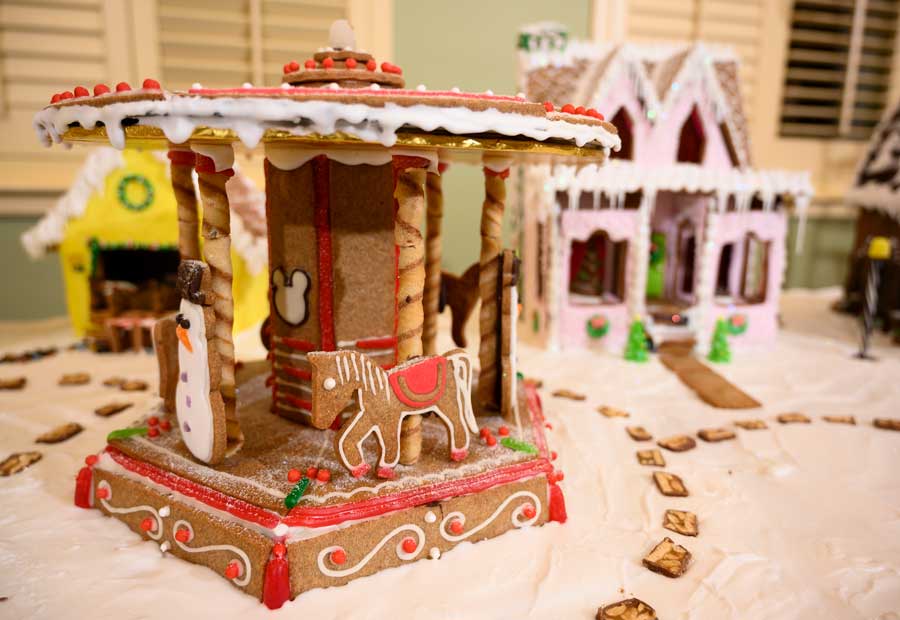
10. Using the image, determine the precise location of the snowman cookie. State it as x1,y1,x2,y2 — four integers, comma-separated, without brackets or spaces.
174,261,228,465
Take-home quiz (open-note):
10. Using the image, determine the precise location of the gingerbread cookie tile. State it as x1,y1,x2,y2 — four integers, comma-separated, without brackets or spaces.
95,402,134,417
823,415,856,425
735,419,767,430
697,428,736,442
598,405,630,418
663,509,698,537
652,471,689,497
874,418,900,431
596,598,657,620
552,388,586,401
626,426,652,441
36,422,84,444
643,537,691,578
657,435,696,452
1,451,42,476
636,449,665,467
0,376,26,390
59,372,90,386
777,412,811,424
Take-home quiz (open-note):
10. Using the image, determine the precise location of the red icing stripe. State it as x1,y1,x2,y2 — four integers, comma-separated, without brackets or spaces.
279,393,312,411
188,87,527,103
275,336,317,352
167,150,195,166
525,382,549,458
195,154,234,177
278,364,311,381
283,459,552,527
354,336,397,350
483,167,510,179
105,447,282,529
313,155,335,351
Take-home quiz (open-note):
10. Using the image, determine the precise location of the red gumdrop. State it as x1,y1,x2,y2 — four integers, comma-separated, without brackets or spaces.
316,469,331,483
95,486,109,500
330,548,346,565
575,106,586,115
498,426,510,437
551,450,558,460
74,466,93,508
224,561,241,579
522,505,536,519
366,59,376,71
73,86,89,98
60,91,74,100
479,427,489,438
84,454,99,466
115,82,131,92
305,467,318,479
142,78,161,90
486,435,497,447
543,101,554,112
263,550,290,610
449,520,463,535
322,57,335,69
175,528,190,543
140,517,155,532
288,61,299,72
303,59,315,69
345,57,357,69
561,103,575,114
148,416,159,427
287,468,301,483
93,84,110,96
401,538,417,554
282,63,292,74
148,426,160,438
160,419,171,432
50,93,61,104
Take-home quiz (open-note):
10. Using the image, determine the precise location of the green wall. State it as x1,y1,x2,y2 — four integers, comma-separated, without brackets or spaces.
0,216,67,319
394,0,592,274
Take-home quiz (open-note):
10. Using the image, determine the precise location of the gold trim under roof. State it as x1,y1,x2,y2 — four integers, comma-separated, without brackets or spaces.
61,126,608,164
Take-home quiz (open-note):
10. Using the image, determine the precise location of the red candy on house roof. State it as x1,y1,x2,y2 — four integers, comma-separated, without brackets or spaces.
50,93,61,104
561,103,575,114
304,59,316,69
94,84,110,96
543,101,554,112
345,57,357,69
115,82,131,92
73,86,89,98
142,78,161,90
366,59,376,71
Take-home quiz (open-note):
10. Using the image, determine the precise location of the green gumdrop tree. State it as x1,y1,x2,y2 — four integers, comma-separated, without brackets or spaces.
707,319,731,363
624,319,649,362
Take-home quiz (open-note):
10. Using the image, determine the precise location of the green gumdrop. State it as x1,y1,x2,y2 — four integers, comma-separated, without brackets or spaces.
284,477,310,510
106,427,148,441
500,437,539,454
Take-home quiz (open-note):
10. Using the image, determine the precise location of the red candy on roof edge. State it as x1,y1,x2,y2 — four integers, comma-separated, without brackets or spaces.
93,84,110,96
115,82,131,92
142,78,161,90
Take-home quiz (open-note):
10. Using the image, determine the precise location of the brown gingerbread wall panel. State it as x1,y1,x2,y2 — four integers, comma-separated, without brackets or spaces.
329,160,397,355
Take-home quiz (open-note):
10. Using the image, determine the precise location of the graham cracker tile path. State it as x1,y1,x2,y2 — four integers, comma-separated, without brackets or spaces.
657,342,761,409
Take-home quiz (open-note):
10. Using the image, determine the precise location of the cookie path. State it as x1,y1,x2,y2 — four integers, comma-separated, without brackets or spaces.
1,291,899,619
657,341,761,409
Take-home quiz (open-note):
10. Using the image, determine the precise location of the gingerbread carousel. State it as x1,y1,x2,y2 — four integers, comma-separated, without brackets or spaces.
35,22,619,608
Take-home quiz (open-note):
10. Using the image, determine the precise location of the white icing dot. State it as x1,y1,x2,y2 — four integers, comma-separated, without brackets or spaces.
160,541,171,554
280,82,291,89
451,87,461,93
484,89,494,95
191,83,203,90
273,523,289,536
159,505,171,517
327,82,340,90
370,83,381,90
416,84,427,91
324,377,336,390
429,547,440,559
242,82,253,89
424,511,436,523
516,92,526,99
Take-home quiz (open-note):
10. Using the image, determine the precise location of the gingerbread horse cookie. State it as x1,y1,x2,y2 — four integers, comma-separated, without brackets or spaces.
308,348,478,479
173,261,228,465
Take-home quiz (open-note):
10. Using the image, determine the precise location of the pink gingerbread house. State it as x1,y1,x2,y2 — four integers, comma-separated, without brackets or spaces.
516,25,813,353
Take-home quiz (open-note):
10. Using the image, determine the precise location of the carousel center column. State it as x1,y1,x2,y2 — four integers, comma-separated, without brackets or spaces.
192,143,244,451
393,155,431,465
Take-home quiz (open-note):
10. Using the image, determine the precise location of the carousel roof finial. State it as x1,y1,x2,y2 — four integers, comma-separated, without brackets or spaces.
329,19,356,51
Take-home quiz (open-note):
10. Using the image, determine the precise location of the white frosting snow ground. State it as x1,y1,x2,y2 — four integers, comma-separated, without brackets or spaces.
1,290,898,619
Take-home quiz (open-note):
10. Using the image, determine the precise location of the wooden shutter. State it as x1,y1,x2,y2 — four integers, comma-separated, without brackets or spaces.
157,0,347,90
625,0,764,121
780,0,899,139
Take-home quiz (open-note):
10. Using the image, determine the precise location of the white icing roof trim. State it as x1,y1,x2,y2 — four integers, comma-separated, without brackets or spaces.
33,95,619,153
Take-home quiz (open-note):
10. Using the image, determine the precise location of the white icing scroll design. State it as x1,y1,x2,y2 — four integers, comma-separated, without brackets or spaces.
95,480,163,541
439,490,540,543
171,519,252,587
317,524,425,578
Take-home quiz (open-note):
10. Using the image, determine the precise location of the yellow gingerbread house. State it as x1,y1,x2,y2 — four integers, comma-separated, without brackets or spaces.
22,148,268,349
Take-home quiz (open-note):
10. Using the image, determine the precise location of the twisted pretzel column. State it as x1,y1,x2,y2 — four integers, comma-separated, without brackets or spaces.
393,156,430,465
477,160,512,412
167,146,200,260
194,149,243,450
422,162,448,355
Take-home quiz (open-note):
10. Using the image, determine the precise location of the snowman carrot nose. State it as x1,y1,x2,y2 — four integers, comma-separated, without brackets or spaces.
176,324,193,353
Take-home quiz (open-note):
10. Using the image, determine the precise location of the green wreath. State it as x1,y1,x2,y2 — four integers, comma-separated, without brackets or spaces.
117,174,154,212
586,314,610,339
727,314,748,335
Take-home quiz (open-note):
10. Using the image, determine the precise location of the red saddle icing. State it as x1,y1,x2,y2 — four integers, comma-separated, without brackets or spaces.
388,356,447,408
